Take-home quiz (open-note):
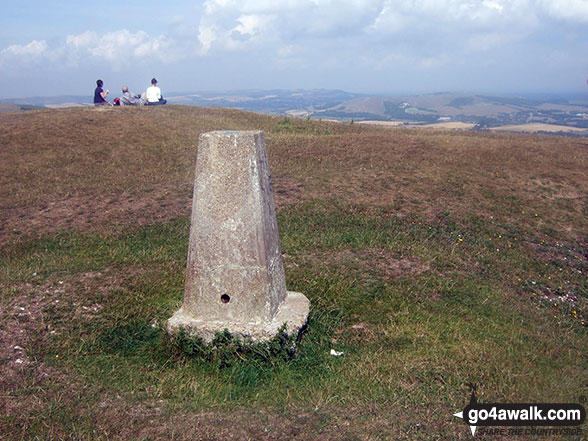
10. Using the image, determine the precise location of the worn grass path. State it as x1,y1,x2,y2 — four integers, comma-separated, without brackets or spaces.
1,106,586,440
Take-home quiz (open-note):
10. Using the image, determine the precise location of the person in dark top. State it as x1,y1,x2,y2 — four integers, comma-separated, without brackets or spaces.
94,79,111,105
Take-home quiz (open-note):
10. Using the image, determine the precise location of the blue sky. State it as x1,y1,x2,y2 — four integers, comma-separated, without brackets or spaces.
2,0,588,98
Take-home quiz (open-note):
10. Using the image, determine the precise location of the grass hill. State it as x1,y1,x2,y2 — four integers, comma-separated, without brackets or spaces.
0,102,44,112
1,105,587,440
5,89,588,132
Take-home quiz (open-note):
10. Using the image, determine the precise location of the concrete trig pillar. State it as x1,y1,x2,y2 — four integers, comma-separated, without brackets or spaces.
167,131,309,342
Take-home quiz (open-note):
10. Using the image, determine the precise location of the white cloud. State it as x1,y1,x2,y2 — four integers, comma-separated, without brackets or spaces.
369,0,536,34
369,5,407,33
197,24,217,54
1,40,48,58
194,0,539,57
1,0,587,95
226,13,274,49
66,31,99,49
0,39,59,70
233,14,271,38
1,29,181,73
66,30,175,63
538,0,588,23
189,0,558,84
196,0,384,53
196,0,588,47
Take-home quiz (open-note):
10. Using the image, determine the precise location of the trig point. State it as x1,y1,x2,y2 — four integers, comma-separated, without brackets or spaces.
167,130,309,342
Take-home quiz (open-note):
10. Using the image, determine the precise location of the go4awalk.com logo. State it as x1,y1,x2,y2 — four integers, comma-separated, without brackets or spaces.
453,388,586,437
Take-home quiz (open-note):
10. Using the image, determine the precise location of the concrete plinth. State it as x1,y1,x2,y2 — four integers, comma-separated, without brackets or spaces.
167,131,309,342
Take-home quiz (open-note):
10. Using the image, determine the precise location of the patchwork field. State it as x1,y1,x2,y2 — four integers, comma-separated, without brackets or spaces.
489,123,588,133
1,105,587,440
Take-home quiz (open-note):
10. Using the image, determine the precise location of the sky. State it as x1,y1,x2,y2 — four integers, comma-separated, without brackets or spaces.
1,0,588,98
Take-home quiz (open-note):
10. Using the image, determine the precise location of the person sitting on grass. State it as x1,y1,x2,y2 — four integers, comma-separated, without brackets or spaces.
120,85,144,106
93,79,111,106
145,78,167,105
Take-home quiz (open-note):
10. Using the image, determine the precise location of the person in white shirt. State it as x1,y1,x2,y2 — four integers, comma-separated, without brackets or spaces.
145,78,167,105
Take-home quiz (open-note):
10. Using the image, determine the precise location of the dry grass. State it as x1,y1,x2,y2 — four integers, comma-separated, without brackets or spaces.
270,128,588,244
0,107,351,239
417,122,476,129
1,105,587,440
2,107,587,242
490,123,588,133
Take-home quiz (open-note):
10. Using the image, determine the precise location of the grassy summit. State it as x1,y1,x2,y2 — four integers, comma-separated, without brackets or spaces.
1,105,586,440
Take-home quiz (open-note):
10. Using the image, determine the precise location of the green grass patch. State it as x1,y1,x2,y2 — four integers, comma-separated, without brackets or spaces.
2,201,584,420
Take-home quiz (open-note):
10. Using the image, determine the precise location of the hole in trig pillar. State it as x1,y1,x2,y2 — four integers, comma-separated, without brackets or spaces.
220,293,231,304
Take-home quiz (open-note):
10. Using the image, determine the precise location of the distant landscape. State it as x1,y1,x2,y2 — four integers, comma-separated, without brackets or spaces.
3,89,588,135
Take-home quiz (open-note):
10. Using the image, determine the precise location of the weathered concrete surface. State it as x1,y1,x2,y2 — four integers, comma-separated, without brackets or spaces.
167,131,309,342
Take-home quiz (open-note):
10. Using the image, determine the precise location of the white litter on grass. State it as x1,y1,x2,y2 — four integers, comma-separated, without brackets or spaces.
330,349,344,357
